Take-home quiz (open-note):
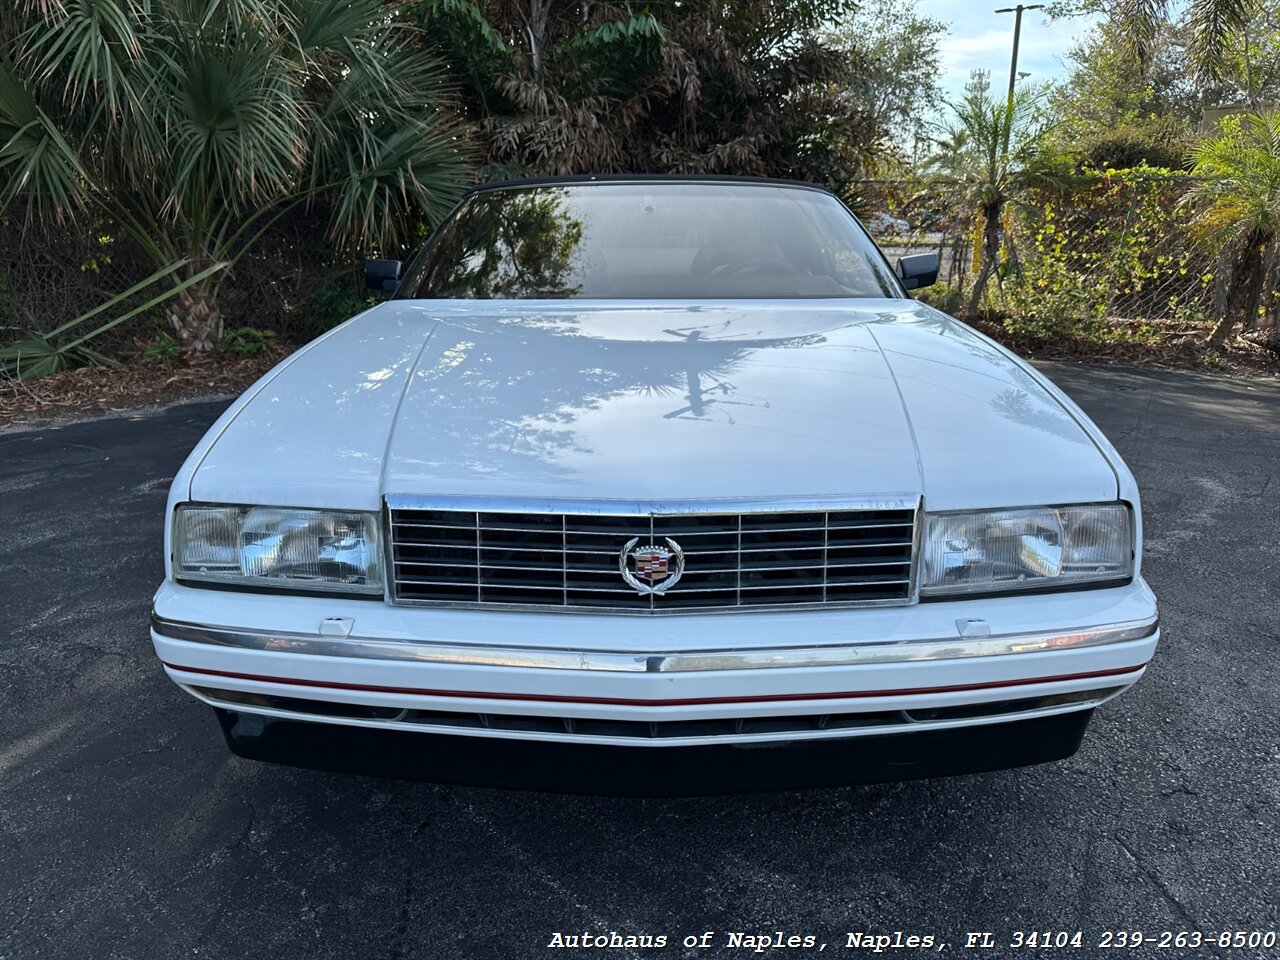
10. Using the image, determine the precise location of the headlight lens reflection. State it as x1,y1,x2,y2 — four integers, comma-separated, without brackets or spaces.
922,504,1131,597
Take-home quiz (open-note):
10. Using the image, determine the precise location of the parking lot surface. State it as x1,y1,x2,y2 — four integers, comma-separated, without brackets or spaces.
2,362,1277,959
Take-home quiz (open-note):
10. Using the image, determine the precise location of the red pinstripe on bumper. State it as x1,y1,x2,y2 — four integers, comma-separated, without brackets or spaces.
162,661,1146,707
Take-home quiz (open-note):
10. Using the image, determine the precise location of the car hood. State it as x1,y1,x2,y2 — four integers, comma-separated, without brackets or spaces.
188,299,1118,512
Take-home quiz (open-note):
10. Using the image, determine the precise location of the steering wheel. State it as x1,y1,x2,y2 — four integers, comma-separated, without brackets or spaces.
710,256,802,276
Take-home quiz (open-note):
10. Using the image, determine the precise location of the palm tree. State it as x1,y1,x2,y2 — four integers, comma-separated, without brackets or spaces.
1113,0,1261,100
0,0,471,352
1185,112,1280,349
420,0,862,182
927,86,1048,319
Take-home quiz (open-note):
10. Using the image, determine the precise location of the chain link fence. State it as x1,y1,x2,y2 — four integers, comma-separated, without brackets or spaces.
848,172,1239,332
0,211,364,355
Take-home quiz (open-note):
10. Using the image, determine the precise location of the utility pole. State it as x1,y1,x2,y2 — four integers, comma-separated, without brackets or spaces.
994,4,1044,152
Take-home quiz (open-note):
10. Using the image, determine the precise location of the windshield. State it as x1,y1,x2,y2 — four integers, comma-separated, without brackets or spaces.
395,183,904,300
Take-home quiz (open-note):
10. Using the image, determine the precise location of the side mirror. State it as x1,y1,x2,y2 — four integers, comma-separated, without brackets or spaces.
364,258,402,293
896,252,938,291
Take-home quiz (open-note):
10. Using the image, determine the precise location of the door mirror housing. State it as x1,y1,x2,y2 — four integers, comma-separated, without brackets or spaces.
896,252,938,290
364,259,402,293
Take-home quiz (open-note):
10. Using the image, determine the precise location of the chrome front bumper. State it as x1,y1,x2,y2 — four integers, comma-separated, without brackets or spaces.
152,614,1157,674
150,578,1159,749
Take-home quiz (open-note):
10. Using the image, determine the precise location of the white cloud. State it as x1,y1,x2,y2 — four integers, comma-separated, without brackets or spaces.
915,1,1102,110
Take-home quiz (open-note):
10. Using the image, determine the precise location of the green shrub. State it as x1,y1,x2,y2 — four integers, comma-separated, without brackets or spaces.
220,327,277,357
1076,119,1193,174
310,278,383,335
1002,168,1207,340
143,333,182,359
914,284,965,315
1004,203,1111,338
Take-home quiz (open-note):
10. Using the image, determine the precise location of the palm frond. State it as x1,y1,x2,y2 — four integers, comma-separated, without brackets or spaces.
305,22,470,247
1186,0,1259,81
0,258,226,378
1185,112,1280,248
561,13,666,52
1110,0,1171,67
0,54,85,217
18,0,144,114
0,332,111,380
326,119,471,250
164,33,306,219
420,0,512,56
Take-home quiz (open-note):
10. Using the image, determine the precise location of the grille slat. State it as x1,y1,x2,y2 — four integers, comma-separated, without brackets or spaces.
394,558,912,575
397,580,638,595
685,540,911,555
389,504,916,613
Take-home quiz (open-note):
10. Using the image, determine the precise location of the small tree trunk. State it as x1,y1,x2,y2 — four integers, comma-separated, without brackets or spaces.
966,259,995,320
965,201,1002,319
1204,312,1235,351
1251,240,1277,342
1207,232,1266,351
167,288,223,352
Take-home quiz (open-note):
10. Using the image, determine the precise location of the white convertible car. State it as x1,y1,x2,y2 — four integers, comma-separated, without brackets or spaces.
151,177,1159,794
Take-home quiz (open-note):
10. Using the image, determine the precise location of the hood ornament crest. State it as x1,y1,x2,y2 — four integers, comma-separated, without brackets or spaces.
619,536,685,595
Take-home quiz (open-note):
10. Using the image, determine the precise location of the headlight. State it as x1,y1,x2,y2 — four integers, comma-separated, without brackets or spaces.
173,504,383,594
921,503,1132,598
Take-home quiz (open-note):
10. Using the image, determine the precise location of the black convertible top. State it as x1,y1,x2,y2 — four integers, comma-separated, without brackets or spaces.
463,174,835,197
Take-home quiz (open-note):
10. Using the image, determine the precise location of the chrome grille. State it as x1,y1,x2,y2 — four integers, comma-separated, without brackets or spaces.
387,497,917,613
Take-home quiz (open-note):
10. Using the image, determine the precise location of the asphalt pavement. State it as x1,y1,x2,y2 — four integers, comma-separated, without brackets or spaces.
1,362,1277,960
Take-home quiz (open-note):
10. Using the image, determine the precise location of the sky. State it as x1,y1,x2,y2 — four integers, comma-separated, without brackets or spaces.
915,1,1104,112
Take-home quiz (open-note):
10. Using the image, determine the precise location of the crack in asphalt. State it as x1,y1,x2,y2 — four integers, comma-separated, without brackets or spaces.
1113,833,1196,927
386,818,431,960
459,800,652,960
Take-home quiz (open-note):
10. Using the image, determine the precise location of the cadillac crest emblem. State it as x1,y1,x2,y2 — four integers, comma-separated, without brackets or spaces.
619,536,685,595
